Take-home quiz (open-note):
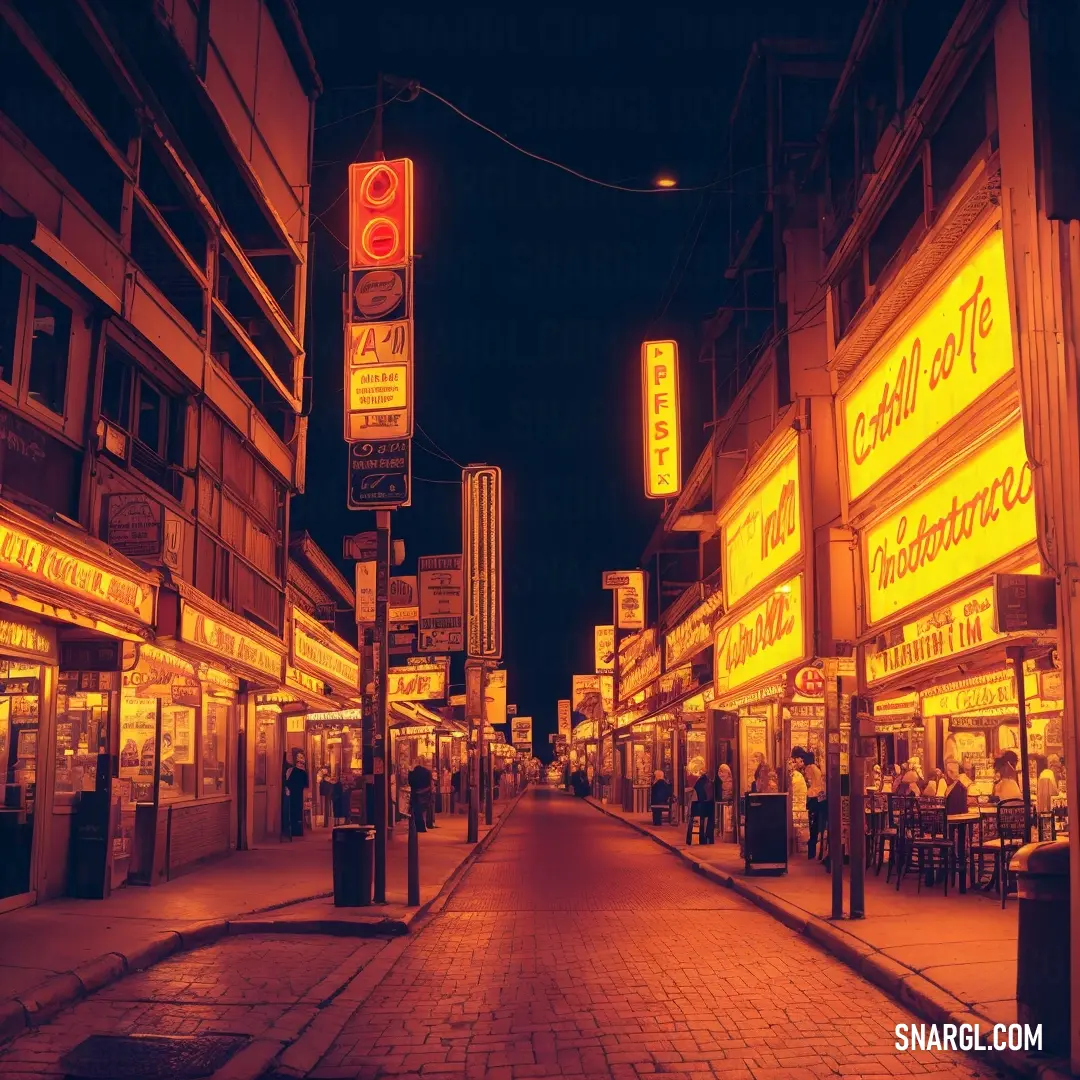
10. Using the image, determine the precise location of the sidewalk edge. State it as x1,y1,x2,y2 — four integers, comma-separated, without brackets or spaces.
583,797,1069,1080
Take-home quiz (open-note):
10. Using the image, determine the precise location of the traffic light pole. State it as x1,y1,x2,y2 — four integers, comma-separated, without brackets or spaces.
373,511,391,903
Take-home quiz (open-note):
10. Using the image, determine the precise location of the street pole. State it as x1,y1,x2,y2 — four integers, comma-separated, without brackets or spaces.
373,73,385,160
466,658,481,844
1008,646,1033,840
483,664,493,826
373,511,391,903
407,807,419,906
825,668,843,920
848,693,866,919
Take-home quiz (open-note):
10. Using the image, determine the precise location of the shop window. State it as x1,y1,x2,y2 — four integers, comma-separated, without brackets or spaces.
53,683,109,806
0,659,40,900
159,705,196,801
868,163,925,285
201,699,229,795
930,50,994,209
27,285,72,416
0,256,22,387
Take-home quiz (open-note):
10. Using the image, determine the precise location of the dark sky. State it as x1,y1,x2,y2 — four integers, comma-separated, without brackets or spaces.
294,3,862,754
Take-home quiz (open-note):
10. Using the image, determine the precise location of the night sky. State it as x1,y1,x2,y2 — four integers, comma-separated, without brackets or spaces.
294,4,863,754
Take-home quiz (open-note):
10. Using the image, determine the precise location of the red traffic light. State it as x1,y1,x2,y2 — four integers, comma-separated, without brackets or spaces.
349,159,413,268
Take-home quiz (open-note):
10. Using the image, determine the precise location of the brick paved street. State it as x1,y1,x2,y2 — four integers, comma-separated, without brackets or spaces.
314,789,1000,1080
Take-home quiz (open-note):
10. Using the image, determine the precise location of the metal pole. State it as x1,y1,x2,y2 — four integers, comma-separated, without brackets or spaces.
373,511,391,903
826,672,843,919
466,659,481,844
407,806,420,906
483,664,493,826
848,693,866,919
1009,646,1033,840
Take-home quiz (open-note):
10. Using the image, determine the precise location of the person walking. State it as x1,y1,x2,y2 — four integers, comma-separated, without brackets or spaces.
650,770,672,825
284,749,309,837
408,757,433,833
694,767,715,844
793,747,825,860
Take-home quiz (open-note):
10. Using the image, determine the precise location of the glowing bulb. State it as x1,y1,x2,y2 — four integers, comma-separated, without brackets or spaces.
655,175,677,188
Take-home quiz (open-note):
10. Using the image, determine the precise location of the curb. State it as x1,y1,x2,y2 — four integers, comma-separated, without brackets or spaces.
584,797,1070,1080
0,793,527,1050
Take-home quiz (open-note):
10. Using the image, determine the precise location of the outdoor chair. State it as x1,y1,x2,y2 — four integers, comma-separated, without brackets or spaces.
897,796,953,894
968,802,999,888
878,793,908,882
972,799,1027,907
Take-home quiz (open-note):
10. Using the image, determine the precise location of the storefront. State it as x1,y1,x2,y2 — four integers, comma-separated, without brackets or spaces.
0,500,160,908
841,224,1059,821
388,700,465,822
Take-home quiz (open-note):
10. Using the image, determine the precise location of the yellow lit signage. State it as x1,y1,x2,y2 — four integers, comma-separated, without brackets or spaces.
642,340,681,498
719,432,802,607
841,230,1016,501
0,521,155,624
920,668,1037,717
0,614,56,660
863,419,1037,625
387,664,447,701
594,624,614,674
290,606,361,691
865,561,1041,685
714,574,806,696
344,321,412,441
462,466,502,659
179,602,283,682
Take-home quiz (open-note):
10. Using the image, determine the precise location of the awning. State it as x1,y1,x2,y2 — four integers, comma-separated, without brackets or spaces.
390,700,466,736
618,682,716,734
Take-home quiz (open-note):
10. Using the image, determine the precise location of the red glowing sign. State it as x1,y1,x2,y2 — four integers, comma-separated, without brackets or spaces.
349,159,413,269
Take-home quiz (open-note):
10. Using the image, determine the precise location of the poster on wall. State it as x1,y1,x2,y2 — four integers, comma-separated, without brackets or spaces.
741,717,768,794
119,687,157,799
170,707,194,765
571,674,602,727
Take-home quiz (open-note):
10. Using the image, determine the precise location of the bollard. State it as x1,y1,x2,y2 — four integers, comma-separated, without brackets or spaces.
407,811,420,906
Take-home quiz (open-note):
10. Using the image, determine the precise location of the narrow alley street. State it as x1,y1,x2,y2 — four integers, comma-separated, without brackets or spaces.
313,790,997,1080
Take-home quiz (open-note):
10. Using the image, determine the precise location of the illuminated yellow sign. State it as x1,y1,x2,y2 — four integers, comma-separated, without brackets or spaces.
290,606,360,691
642,341,681,498
920,669,1037,716
714,574,806,696
387,664,447,701
180,602,283,682
841,230,1015,501
719,432,802,607
0,614,55,660
594,624,614,674
463,466,502,659
0,521,155,624
864,419,1036,625
344,321,412,441
865,561,1041,685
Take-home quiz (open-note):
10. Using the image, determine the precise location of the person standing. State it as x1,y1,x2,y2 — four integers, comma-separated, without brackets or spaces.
794,747,825,860
1036,754,1059,814
284,749,309,837
687,768,715,845
408,757,433,834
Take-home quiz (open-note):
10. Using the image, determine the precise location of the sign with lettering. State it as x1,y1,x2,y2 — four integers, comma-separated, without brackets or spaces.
106,493,163,558
872,692,919,718
572,674,602,724
484,667,507,729
418,554,464,652
290,605,361,691
344,320,413,440
348,439,411,509
614,570,645,630
618,628,660,702
387,663,447,701
664,588,725,669
841,230,1016,501
863,419,1037,625
594,624,615,674
511,716,533,752
388,575,418,622
463,466,502,659
719,432,802,608
557,699,571,740
920,668,1037,717
0,520,155,624
600,674,614,714
865,563,1041,685
641,340,681,498
0,614,55,660
355,560,376,623
179,602,283,682
714,574,807,696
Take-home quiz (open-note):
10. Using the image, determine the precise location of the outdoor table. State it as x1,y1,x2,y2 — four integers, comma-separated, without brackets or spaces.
948,811,980,894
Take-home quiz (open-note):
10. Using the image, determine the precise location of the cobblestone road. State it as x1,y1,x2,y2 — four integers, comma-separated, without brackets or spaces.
314,790,999,1080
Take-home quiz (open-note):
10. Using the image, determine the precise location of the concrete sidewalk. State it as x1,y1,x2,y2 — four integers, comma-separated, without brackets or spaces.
585,797,1067,1080
0,793,521,1043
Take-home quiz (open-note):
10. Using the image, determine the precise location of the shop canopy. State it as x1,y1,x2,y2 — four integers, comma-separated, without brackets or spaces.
390,700,466,737
572,719,597,741
618,682,715,733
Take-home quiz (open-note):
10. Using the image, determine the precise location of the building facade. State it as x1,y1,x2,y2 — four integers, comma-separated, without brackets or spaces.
0,0,320,907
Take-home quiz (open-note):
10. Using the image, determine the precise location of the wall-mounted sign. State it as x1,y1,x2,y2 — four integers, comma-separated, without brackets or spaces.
992,572,1057,633
841,230,1016,501
463,466,502,659
507,703,517,716
388,630,416,655
873,692,919,718
290,605,360,691
484,667,507,729
388,575,418,623
557,699,571,740
641,340,681,498
664,588,724,669
0,614,55,660
714,574,806,697
355,560,376,624
348,439,411,509
594,624,615,674
618,628,660,701
0,519,155,624
719,431,802,608
511,716,533,752
865,562,1041,685
572,674,602,724
920,668,1037,717
387,662,448,702
418,554,463,652
344,323,413,441
793,666,825,697
599,674,614,714
863,418,1036,625
179,601,283,683
350,267,406,321
106,492,162,558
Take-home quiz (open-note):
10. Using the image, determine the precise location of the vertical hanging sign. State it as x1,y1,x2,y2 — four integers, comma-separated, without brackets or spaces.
345,160,415,489
463,466,503,659
641,340,681,499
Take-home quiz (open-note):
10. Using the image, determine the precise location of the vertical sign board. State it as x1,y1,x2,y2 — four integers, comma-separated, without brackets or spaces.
348,439,411,509
557,699,572,741
345,159,414,460
418,555,464,652
594,624,615,674
484,668,507,730
602,570,646,631
355,561,377,624
463,466,502,660
511,716,533,754
641,340,681,499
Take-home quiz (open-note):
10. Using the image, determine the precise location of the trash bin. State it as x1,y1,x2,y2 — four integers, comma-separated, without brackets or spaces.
1011,839,1069,1054
333,824,375,907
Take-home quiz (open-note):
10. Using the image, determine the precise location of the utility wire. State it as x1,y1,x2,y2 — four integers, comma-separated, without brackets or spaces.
412,475,463,485
416,422,466,469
